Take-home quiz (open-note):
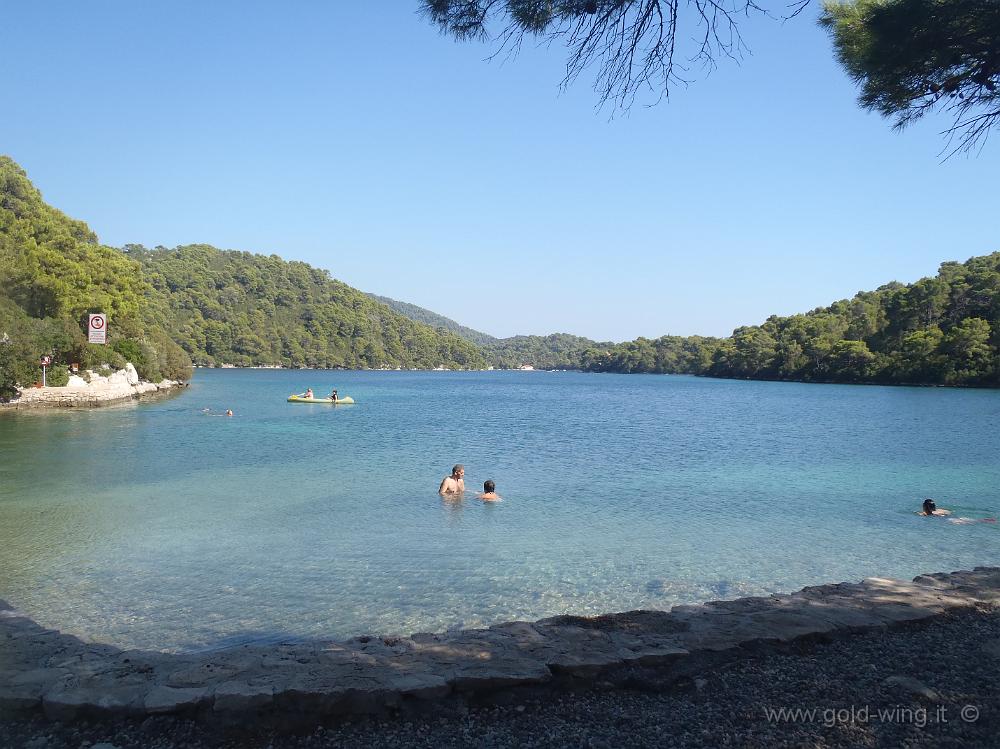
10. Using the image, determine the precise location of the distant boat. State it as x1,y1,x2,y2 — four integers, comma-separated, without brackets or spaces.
518,365,535,371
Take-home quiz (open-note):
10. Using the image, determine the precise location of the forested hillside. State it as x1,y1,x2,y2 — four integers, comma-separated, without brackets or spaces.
364,295,612,370
132,245,485,370
367,293,497,346
583,255,1000,387
486,334,614,370
4,155,998,391
0,157,191,399
0,157,484,399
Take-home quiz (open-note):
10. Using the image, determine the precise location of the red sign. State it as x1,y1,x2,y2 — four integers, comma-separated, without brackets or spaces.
88,313,107,344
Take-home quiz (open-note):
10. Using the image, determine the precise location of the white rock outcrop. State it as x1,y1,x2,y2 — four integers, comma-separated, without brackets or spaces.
3,365,184,408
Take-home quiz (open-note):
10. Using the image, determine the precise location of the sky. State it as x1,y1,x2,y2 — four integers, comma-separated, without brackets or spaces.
4,2,998,343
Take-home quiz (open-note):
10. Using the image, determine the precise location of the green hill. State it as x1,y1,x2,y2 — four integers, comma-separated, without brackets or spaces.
132,244,485,370
585,255,1000,387
485,333,615,370
0,157,484,399
364,294,613,370
366,293,497,346
0,156,191,398
4,155,998,391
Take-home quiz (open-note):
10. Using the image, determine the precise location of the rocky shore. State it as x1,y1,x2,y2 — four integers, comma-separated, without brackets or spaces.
2,567,998,748
2,603,997,748
1,364,185,409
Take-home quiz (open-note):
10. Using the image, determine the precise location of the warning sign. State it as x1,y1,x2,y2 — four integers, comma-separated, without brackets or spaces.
88,313,107,344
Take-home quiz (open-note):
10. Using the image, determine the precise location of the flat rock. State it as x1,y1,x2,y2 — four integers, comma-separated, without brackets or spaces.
42,686,142,720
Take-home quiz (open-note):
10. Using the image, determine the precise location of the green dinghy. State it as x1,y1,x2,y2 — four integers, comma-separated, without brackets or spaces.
287,395,355,404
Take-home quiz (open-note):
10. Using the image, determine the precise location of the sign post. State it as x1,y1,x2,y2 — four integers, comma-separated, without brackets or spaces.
40,355,51,387
88,313,107,344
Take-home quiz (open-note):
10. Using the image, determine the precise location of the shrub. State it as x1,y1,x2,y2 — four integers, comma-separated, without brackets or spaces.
79,343,126,371
45,366,70,387
0,342,19,401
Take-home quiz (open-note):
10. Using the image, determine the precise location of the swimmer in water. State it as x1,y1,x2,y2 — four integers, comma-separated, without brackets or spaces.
919,498,951,516
477,479,502,502
439,464,465,495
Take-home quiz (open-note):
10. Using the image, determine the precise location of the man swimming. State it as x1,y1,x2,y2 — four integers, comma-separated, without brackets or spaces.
438,464,465,495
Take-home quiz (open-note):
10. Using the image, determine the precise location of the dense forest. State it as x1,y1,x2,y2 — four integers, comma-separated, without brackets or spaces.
366,295,612,370
131,245,484,370
485,333,614,370
0,157,483,398
3,155,999,395
578,256,1000,387
369,257,1000,386
367,293,497,347
0,157,192,399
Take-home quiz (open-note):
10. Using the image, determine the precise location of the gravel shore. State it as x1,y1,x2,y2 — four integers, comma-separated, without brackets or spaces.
3,604,997,749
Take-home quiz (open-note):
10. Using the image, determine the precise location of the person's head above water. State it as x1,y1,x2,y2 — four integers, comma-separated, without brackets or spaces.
922,498,937,515
452,464,464,478
483,479,495,493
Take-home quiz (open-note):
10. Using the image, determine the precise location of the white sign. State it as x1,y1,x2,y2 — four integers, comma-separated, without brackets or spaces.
88,313,107,344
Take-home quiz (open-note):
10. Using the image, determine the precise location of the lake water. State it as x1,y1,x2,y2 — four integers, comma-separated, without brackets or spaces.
1,370,997,653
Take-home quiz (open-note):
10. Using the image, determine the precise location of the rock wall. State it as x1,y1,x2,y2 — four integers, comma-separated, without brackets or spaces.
2,364,185,409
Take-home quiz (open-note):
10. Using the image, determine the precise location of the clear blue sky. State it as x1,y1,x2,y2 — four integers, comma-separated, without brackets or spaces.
4,2,998,342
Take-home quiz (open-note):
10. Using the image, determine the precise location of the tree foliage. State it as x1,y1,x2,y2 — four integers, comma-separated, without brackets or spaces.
422,0,807,111
131,244,486,370
0,156,193,397
486,333,615,369
368,293,498,346
424,1,999,153
4,156,999,395
362,295,612,369
579,252,1000,387
821,0,1000,153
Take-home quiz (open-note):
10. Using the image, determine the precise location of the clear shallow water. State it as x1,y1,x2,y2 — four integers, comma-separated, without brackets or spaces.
1,370,997,653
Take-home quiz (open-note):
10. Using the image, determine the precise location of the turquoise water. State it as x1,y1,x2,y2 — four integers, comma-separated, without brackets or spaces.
1,370,997,653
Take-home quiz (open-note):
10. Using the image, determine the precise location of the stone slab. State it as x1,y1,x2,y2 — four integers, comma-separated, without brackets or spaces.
144,685,210,714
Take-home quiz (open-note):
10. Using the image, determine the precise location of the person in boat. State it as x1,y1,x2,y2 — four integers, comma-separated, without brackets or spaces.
301,388,314,399
329,389,338,402
919,498,951,516
477,479,502,502
439,464,465,495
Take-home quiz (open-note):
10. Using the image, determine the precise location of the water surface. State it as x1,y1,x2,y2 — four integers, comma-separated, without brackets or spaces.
1,370,997,652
